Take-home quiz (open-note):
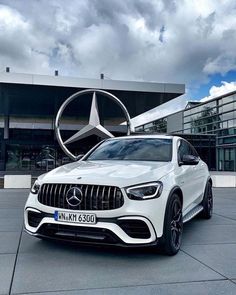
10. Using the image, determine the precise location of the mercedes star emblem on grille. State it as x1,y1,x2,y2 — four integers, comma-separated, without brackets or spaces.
66,187,83,207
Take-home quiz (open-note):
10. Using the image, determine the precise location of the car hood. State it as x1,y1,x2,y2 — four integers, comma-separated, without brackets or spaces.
39,160,173,188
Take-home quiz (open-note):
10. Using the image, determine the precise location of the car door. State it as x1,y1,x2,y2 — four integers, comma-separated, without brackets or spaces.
189,144,206,202
176,139,203,212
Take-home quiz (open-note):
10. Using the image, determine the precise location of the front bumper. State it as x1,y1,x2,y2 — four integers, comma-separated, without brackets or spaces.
24,207,157,246
24,182,169,246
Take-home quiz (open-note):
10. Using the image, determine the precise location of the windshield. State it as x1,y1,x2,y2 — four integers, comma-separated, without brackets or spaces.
86,138,172,162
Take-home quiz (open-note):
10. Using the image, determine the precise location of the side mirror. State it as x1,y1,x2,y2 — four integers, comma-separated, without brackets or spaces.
180,155,199,166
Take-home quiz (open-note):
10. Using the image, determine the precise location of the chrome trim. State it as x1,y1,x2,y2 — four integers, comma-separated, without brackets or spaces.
84,185,88,210
101,186,106,210
37,183,124,210
55,89,133,161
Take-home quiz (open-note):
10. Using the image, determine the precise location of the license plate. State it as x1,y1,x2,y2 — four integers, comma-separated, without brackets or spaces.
54,211,96,224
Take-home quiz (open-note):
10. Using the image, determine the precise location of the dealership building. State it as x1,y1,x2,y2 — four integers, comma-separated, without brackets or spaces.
0,71,184,173
136,90,236,172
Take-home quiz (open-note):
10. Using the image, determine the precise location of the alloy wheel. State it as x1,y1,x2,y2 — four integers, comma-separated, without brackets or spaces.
170,200,183,250
207,183,213,215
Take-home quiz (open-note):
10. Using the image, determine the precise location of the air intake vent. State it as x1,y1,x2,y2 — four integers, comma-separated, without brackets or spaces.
118,220,151,239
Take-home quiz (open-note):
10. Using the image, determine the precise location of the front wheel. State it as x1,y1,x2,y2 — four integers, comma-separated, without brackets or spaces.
161,194,183,256
200,181,213,219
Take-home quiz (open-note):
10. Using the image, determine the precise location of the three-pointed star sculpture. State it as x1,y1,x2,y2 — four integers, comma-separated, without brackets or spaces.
64,92,114,145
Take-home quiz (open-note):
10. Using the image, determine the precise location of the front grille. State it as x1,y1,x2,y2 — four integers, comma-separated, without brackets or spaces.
38,184,124,210
38,224,121,244
118,220,151,239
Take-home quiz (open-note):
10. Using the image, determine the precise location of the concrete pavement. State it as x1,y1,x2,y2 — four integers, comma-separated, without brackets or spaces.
0,188,236,294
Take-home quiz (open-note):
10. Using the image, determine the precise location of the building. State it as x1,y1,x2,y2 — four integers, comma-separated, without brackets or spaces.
136,90,236,171
0,71,184,172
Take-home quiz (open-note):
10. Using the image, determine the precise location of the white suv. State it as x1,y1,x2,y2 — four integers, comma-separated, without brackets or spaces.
24,135,213,255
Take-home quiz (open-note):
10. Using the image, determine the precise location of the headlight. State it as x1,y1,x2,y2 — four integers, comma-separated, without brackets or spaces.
31,180,41,194
126,181,163,200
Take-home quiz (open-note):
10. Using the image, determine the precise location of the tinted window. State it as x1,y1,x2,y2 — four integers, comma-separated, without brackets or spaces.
178,140,199,161
87,138,172,162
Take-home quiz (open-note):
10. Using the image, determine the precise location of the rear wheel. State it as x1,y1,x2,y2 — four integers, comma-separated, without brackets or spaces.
161,194,183,255
200,181,213,219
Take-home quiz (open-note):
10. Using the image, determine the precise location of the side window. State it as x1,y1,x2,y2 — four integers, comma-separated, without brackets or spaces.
190,145,199,158
178,140,198,161
178,140,188,161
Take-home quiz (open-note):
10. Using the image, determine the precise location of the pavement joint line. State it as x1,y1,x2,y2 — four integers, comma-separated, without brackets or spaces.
10,278,230,295
213,212,236,222
8,225,24,295
180,248,230,281
0,252,20,255
0,230,22,233
0,253,18,256
186,225,236,229
182,242,236,246
0,217,23,219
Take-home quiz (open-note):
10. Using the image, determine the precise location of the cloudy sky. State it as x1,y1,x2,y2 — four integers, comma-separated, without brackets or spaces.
0,0,236,125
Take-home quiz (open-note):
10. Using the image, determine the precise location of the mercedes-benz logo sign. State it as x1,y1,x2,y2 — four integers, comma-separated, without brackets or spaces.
55,89,133,160
66,187,83,207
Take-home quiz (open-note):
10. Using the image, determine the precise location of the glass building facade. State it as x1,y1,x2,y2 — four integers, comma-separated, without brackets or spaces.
136,117,167,133
0,72,184,173
136,91,236,171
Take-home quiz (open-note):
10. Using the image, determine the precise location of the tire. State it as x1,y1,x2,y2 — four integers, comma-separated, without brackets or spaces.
161,193,183,256
200,181,213,219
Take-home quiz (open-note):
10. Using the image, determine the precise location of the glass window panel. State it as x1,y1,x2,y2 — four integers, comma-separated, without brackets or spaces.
135,126,144,132
144,122,153,129
0,116,4,128
223,137,236,144
184,116,191,123
223,103,234,113
234,96,236,108
204,101,217,108
184,110,191,117
218,148,223,170
228,119,234,128
222,111,234,121
222,95,234,104
184,123,191,129
0,128,3,139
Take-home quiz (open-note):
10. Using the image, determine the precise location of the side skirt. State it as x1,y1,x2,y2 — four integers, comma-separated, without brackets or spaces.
183,205,203,223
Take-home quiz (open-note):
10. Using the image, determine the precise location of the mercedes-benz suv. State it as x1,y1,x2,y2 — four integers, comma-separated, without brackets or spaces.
24,135,213,255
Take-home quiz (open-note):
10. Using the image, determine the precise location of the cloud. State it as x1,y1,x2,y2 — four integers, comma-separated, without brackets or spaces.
0,0,235,87
201,81,236,102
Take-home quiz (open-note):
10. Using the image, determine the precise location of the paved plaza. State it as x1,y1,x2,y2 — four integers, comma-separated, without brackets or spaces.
0,188,236,294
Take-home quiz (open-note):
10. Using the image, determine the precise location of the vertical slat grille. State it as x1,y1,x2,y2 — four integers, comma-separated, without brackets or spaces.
38,184,124,210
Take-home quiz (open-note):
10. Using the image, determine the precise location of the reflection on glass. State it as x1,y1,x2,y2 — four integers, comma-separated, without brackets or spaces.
87,138,173,162
190,106,221,134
